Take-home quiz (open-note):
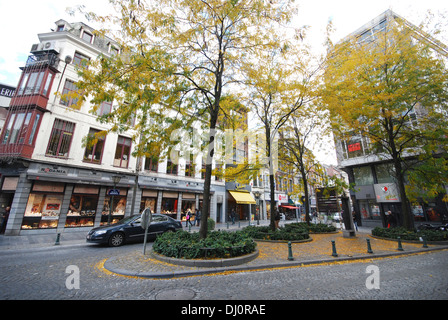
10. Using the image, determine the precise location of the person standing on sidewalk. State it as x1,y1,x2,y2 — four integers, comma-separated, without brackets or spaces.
0,206,10,234
185,208,193,227
195,208,201,226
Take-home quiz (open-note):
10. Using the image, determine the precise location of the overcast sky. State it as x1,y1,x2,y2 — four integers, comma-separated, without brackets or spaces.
0,0,445,165
0,0,446,86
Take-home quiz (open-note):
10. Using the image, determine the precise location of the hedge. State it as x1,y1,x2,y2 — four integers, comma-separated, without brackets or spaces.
152,230,256,259
242,225,310,241
372,227,448,241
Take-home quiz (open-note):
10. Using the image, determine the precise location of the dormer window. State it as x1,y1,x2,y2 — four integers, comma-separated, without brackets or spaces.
108,43,120,55
81,30,93,43
57,24,65,32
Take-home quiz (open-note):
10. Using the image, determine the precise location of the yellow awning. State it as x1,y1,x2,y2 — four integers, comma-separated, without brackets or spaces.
229,191,256,204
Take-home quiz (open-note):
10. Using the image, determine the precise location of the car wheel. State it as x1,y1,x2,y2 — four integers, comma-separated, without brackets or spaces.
109,232,125,247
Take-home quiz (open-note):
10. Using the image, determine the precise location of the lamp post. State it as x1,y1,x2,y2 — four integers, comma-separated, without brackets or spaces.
107,175,122,225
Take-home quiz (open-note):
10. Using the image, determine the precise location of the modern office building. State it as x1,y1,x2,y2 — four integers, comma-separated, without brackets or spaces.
332,10,448,228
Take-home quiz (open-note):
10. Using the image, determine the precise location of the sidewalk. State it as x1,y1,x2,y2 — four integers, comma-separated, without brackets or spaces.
1,221,447,280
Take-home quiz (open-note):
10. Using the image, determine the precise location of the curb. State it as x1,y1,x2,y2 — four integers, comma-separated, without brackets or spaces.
102,246,448,279
149,249,259,268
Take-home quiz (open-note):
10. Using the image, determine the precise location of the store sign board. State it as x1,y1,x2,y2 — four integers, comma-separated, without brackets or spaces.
373,183,400,202
108,189,120,196
348,142,361,152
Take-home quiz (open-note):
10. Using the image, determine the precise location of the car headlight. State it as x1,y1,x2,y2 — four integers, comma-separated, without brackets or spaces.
94,230,108,236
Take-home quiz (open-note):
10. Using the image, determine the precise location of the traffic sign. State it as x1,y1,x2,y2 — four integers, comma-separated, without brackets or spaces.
140,208,152,230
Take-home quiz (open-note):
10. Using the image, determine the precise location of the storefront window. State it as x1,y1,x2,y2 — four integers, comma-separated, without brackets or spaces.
101,188,127,225
65,185,99,228
359,200,381,221
181,193,196,220
22,182,65,229
161,192,178,217
140,190,158,213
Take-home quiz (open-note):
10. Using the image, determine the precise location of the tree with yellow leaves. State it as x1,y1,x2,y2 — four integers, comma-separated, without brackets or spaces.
322,16,448,230
70,0,297,238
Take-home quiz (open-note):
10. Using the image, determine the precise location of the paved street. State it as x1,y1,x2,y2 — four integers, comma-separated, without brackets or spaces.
0,240,447,302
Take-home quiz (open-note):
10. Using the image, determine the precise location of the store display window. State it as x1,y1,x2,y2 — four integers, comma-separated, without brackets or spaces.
101,188,127,225
140,190,158,213
22,181,65,229
161,191,178,218
65,185,100,228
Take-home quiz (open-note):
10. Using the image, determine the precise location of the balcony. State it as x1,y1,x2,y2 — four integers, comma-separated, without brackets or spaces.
10,53,59,110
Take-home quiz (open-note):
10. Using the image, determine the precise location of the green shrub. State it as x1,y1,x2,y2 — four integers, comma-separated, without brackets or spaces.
372,227,448,241
242,225,310,241
153,230,256,259
207,218,215,231
286,222,337,233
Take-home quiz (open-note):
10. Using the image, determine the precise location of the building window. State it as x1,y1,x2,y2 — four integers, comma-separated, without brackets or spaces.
73,51,90,68
97,100,112,116
60,79,79,107
81,30,93,43
46,119,75,158
353,166,374,185
1,111,41,145
17,69,54,97
109,45,120,55
83,128,105,164
166,158,178,175
21,181,65,230
65,185,100,228
114,136,131,168
144,155,158,172
185,154,196,177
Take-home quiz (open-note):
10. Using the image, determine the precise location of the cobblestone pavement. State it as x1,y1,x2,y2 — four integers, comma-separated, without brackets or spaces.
1,224,447,303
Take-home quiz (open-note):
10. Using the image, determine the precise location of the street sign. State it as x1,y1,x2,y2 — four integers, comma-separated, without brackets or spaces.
108,189,120,196
140,208,152,230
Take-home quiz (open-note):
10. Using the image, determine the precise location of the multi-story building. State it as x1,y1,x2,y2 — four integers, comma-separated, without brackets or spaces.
0,19,227,236
332,10,448,228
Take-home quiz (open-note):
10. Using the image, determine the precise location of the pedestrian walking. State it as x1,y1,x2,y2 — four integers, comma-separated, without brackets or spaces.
0,206,10,234
352,211,358,231
185,208,193,227
231,208,236,225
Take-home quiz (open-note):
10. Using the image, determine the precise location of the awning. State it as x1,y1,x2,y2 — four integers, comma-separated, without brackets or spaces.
280,205,300,209
228,191,256,204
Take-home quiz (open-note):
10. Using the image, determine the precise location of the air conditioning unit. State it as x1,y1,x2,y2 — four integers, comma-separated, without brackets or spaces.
30,43,40,52
40,41,59,53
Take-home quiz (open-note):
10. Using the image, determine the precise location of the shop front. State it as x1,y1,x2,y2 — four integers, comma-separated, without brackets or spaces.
4,163,135,235
228,190,256,221
65,184,100,228
21,181,65,230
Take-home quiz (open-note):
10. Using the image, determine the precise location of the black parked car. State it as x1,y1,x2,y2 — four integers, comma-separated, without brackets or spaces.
86,213,183,247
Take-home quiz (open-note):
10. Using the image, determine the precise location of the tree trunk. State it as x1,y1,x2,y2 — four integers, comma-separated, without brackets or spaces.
199,125,217,239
